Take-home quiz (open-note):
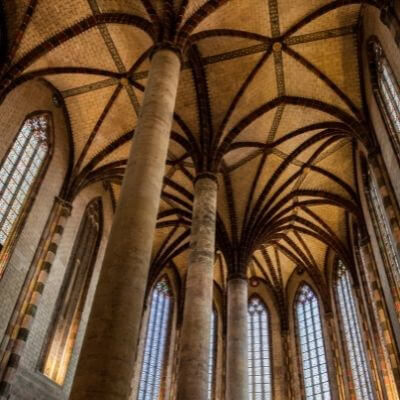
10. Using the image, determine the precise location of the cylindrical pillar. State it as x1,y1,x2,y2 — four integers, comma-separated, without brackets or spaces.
69,47,181,400
176,173,218,400
226,276,248,400
0,197,72,398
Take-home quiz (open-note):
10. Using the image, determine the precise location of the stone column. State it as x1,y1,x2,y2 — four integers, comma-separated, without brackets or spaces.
0,197,72,399
69,47,181,400
176,173,218,400
226,276,248,400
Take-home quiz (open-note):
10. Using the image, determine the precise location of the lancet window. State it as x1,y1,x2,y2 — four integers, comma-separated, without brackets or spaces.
335,261,374,399
40,199,102,384
137,277,173,400
248,296,272,399
296,284,331,400
0,113,49,270
207,307,218,400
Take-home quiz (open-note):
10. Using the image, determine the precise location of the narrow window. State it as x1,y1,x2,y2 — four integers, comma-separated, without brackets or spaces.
40,198,102,384
248,296,272,399
138,278,173,400
368,171,400,312
369,40,400,154
0,114,49,265
296,284,331,399
207,308,218,400
335,261,374,399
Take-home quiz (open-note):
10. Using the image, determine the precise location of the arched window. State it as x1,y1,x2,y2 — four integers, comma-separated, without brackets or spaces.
369,39,400,154
0,113,50,270
367,169,400,315
335,261,374,399
207,307,218,400
295,284,331,399
138,277,173,400
40,198,102,384
248,296,272,400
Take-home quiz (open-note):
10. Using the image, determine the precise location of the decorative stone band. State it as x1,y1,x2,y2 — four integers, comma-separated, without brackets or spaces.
194,172,218,184
358,240,400,396
149,42,184,63
325,312,345,400
368,152,400,316
0,197,71,399
281,330,294,400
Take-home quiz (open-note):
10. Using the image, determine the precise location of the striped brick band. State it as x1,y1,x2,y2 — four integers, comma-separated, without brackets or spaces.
358,239,400,398
0,197,71,398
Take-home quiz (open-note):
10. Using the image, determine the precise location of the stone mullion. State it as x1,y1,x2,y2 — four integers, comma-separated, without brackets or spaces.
0,197,71,398
69,47,181,400
176,174,217,400
358,240,400,397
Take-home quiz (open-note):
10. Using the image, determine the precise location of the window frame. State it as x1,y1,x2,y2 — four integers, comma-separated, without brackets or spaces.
0,111,53,276
247,294,273,400
137,276,174,400
207,305,218,400
367,37,400,164
294,283,332,400
38,197,103,385
334,260,376,400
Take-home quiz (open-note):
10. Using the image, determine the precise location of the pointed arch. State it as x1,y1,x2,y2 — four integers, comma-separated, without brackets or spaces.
248,294,272,399
334,259,375,399
0,111,53,274
295,284,332,399
137,275,174,400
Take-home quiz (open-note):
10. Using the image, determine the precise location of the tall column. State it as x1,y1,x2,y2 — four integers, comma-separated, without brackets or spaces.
70,47,181,400
176,173,217,400
226,276,248,400
0,197,72,398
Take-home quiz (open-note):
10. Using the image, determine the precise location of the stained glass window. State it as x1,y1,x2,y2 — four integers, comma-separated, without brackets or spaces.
0,114,49,247
335,261,374,400
137,278,173,400
207,308,217,400
296,285,331,400
248,296,272,400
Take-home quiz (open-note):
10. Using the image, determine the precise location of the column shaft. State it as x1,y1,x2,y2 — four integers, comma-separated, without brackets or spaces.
69,48,181,400
226,277,248,400
176,175,217,400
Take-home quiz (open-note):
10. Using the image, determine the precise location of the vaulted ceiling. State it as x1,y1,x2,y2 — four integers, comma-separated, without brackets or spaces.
1,0,381,313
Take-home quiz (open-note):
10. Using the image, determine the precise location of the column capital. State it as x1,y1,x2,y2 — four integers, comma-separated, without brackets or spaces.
54,196,72,216
194,171,218,184
149,42,184,63
227,271,248,282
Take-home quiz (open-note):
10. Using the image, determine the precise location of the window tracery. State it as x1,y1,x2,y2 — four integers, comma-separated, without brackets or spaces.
248,296,272,400
296,284,331,400
335,261,374,400
0,114,49,255
137,278,173,400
